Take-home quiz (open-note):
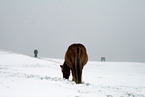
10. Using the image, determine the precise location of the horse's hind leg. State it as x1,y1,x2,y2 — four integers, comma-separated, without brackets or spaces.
71,70,74,81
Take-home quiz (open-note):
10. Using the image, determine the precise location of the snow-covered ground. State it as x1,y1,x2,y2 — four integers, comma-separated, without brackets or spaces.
0,50,145,97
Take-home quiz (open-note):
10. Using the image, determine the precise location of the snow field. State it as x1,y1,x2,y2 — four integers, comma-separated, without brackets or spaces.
0,50,145,97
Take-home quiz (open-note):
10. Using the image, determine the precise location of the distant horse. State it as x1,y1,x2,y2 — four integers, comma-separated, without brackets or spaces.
60,43,88,84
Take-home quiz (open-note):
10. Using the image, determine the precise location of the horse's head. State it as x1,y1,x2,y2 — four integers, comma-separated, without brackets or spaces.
60,63,70,79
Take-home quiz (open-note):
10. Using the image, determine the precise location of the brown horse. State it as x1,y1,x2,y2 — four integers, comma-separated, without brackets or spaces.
60,43,88,84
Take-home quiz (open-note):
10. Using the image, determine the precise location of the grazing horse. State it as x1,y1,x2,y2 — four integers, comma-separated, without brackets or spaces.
60,43,88,84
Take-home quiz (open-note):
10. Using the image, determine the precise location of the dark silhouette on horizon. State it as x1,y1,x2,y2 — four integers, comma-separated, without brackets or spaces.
101,57,105,62
34,49,38,58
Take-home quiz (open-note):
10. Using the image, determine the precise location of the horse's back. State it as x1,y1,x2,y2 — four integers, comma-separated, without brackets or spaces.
65,43,88,68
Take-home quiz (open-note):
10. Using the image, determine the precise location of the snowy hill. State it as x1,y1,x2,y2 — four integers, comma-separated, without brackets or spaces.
0,50,145,97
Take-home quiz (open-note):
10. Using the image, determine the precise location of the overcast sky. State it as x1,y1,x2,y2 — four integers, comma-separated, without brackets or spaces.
0,0,145,62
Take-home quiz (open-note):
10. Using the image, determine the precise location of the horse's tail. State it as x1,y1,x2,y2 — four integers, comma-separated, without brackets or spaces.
75,46,82,84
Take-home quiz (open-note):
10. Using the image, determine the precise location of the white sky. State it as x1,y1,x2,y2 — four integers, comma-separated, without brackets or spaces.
0,0,145,62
